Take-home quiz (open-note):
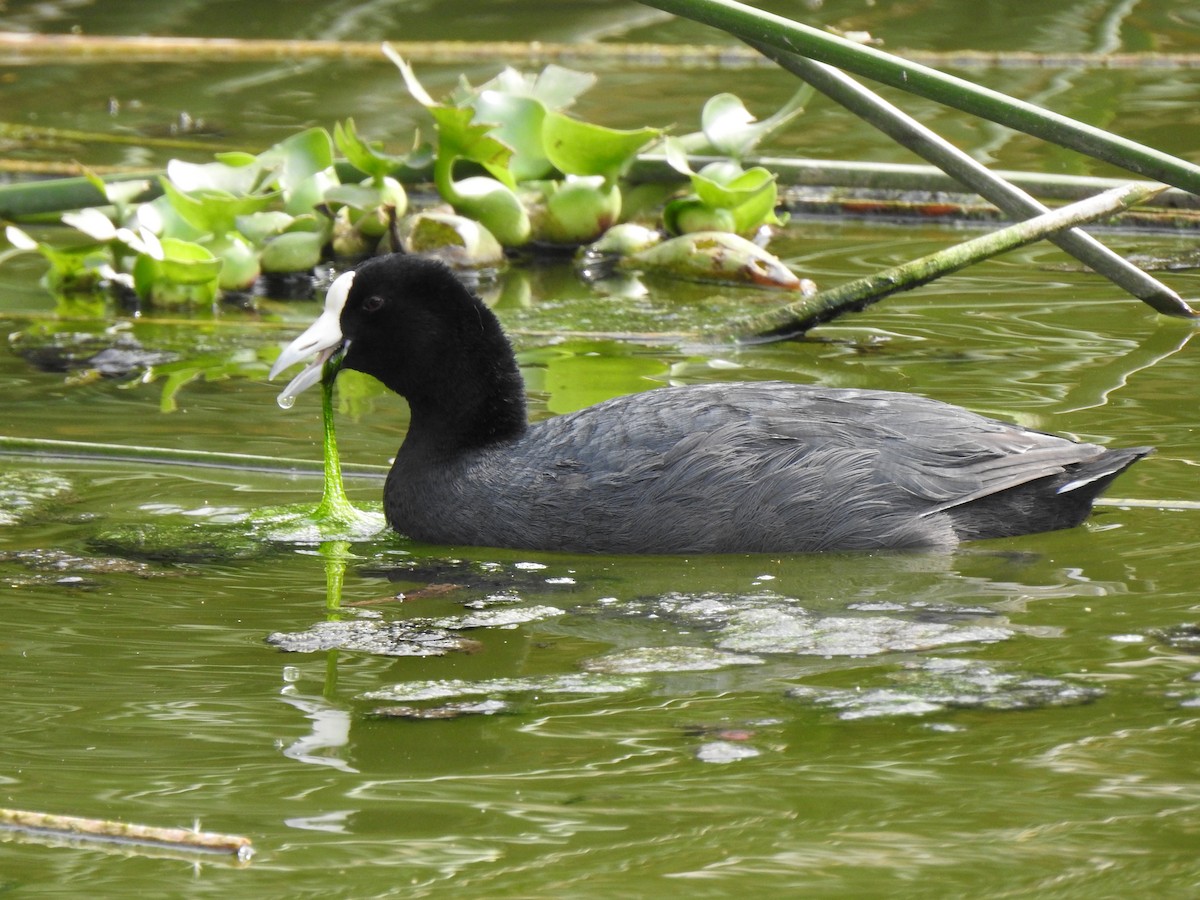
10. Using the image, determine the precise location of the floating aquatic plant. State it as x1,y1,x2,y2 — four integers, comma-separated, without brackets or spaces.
3,56,820,310
387,48,661,248
662,140,784,236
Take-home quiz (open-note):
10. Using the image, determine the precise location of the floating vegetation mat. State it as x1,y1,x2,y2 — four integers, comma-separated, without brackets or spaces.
580,645,764,675
0,470,74,526
591,591,1013,657
267,605,566,657
788,657,1104,720
362,673,643,703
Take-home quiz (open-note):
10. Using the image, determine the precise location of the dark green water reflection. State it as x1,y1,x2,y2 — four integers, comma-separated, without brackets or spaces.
3,1,1200,896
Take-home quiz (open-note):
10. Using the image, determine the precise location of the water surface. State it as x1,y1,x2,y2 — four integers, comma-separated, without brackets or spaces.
2,1,1200,896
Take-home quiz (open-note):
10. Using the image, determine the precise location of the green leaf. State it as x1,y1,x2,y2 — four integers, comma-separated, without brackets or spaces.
676,85,814,157
155,238,222,285
166,157,268,195
663,142,781,234
475,64,597,111
466,65,599,182
259,127,336,194
428,104,515,187
5,225,111,292
692,164,780,232
204,232,261,290
133,236,221,306
61,208,119,242
470,92,552,182
385,45,438,108
541,111,658,184
5,224,40,251
159,176,277,236
234,210,295,245
333,119,407,181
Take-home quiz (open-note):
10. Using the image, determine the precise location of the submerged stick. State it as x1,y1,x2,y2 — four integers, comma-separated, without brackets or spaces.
4,32,1200,70
639,0,1200,194
0,434,387,478
0,120,244,154
746,41,1197,319
0,807,253,862
727,181,1169,342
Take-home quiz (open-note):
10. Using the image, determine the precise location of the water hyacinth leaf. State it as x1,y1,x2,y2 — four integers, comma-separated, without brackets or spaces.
693,164,776,211
276,213,330,236
333,118,407,182
136,195,206,242
662,197,738,235
663,141,782,234
152,238,222,284
5,224,40,251
385,45,438,108
541,110,659,184
429,104,516,187
471,91,552,182
5,225,111,292
205,232,260,290
281,168,339,216
61,208,119,242
474,64,596,112
699,86,813,158
133,237,220,305
159,177,277,237
82,169,152,209
624,231,802,290
323,182,381,210
234,210,295,245
323,176,408,235
257,127,340,215
388,51,514,182
586,222,663,256
259,127,336,192
166,158,268,195
696,166,782,233
466,64,598,181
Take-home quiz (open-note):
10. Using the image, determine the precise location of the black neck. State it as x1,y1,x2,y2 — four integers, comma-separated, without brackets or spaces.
388,314,528,456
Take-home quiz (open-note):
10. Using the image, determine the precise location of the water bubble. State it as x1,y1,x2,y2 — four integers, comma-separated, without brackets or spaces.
277,392,296,410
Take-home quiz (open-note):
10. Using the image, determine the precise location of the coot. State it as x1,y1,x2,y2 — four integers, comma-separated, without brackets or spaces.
270,254,1149,553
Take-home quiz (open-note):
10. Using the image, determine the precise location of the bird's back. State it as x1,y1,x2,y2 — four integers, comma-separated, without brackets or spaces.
385,383,1148,553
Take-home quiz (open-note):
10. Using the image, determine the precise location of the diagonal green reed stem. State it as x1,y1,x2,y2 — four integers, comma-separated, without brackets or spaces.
725,181,1168,342
638,0,1200,194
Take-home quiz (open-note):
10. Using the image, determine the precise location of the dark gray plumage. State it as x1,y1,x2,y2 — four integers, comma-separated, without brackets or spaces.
278,253,1150,554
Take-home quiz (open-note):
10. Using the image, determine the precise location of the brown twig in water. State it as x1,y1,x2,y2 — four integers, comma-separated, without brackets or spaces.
0,807,253,863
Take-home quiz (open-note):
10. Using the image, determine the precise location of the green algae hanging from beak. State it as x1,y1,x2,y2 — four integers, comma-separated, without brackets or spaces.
252,351,386,543
313,352,353,521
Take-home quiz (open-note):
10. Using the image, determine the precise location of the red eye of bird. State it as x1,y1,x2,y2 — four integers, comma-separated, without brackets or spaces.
362,295,385,313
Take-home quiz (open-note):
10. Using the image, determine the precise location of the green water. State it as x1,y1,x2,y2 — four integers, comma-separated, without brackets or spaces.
3,2,1200,896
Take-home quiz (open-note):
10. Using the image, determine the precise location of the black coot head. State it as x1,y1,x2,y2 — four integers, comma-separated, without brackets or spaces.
270,253,526,445
337,255,482,388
